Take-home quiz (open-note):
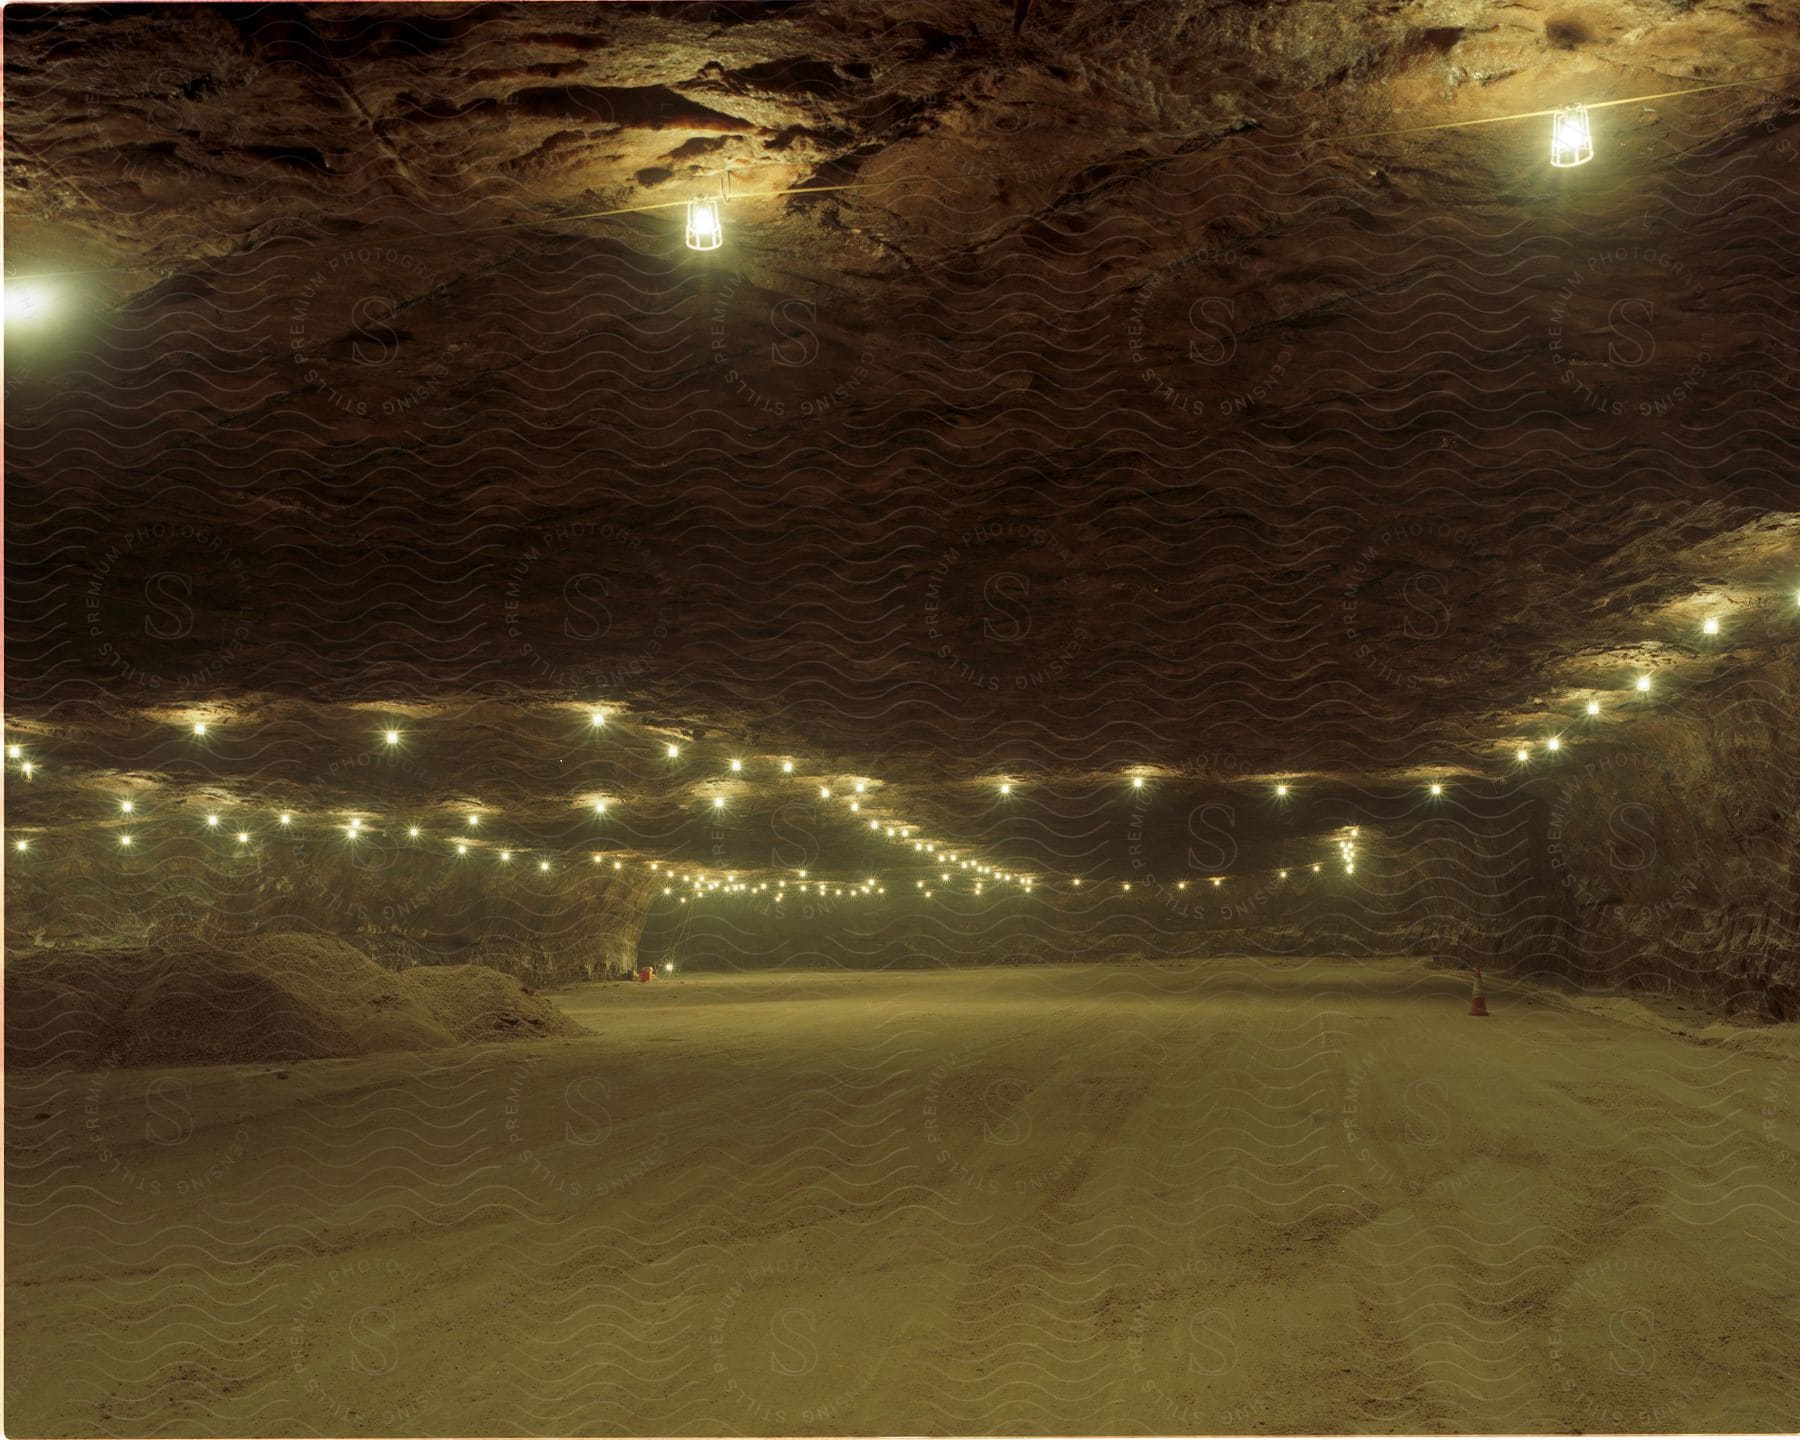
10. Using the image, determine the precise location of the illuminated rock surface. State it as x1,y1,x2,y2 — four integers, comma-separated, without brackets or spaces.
4,6,1799,1435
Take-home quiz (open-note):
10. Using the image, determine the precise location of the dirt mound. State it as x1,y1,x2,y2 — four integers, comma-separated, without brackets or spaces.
4,934,584,1069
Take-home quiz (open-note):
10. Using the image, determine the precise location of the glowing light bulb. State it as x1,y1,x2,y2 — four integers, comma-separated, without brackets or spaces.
1549,104,1593,167
4,280,53,326
1072,877,1082,886
6,745,19,759
590,711,606,727
120,800,133,814
1211,877,1222,888
1279,869,1288,879
781,759,794,773
870,820,880,830
456,842,468,855
664,962,673,973
539,860,550,872
612,860,622,870
999,782,1012,795
798,870,807,879
236,832,249,844
14,839,27,852
1516,747,1529,762
279,813,292,825
666,743,681,758
408,826,420,838
1587,700,1600,716
206,814,220,827
500,851,512,862
1636,675,1651,693
384,730,400,745
1546,737,1560,752
120,834,133,847
819,786,831,799
1311,864,1321,873
1430,783,1443,797
1131,776,1144,789
685,197,724,251
348,818,361,832
593,799,608,814
1177,881,1187,891
1276,784,1289,797
712,796,725,809
729,758,742,772
22,763,34,778
1122,883,1132,892
1703,617,1720,635
193,722,207,735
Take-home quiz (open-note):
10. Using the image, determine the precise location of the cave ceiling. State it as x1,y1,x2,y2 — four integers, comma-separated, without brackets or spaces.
4,0,1798,886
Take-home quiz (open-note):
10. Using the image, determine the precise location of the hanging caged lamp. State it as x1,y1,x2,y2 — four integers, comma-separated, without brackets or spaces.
1549,104,1594,167
685,197,724,250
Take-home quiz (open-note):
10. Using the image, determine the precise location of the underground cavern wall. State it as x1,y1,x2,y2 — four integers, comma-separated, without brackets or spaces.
3,833,660,985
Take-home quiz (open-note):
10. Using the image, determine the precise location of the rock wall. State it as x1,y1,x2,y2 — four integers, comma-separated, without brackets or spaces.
4,836,658,985
1536,658,1800,1019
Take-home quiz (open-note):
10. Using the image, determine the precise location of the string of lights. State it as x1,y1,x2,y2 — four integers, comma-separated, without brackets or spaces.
7,602,1780,904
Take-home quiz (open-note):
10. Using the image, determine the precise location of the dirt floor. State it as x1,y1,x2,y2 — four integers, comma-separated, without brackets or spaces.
6,958,1798,1435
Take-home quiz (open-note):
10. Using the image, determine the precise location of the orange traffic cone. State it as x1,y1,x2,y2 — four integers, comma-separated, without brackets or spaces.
1468,967,1490,1017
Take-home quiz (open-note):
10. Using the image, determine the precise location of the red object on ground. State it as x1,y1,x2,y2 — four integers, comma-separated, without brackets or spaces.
637,967,654,983
1468,967,1489,1017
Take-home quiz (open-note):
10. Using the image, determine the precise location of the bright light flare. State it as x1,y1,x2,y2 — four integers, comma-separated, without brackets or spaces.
685,197,724,251
5,280,54,326
1550,104,1594,167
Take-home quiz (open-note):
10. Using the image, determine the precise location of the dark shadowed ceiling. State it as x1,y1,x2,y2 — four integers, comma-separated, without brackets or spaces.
5,0,1798,894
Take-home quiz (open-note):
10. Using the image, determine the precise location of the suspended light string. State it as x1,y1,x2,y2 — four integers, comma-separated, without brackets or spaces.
0,661,1695,905
7,67,1797,284
0,717,1412,898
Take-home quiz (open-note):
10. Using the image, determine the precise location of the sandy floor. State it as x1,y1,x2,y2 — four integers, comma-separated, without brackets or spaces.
6,958,1798,1435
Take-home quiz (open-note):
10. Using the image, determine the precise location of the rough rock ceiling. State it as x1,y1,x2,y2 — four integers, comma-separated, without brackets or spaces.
5,1,1798,890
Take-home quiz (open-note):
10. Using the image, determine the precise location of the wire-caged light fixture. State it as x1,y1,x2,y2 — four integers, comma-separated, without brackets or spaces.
685,170,728,251
1549,103,1594,166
